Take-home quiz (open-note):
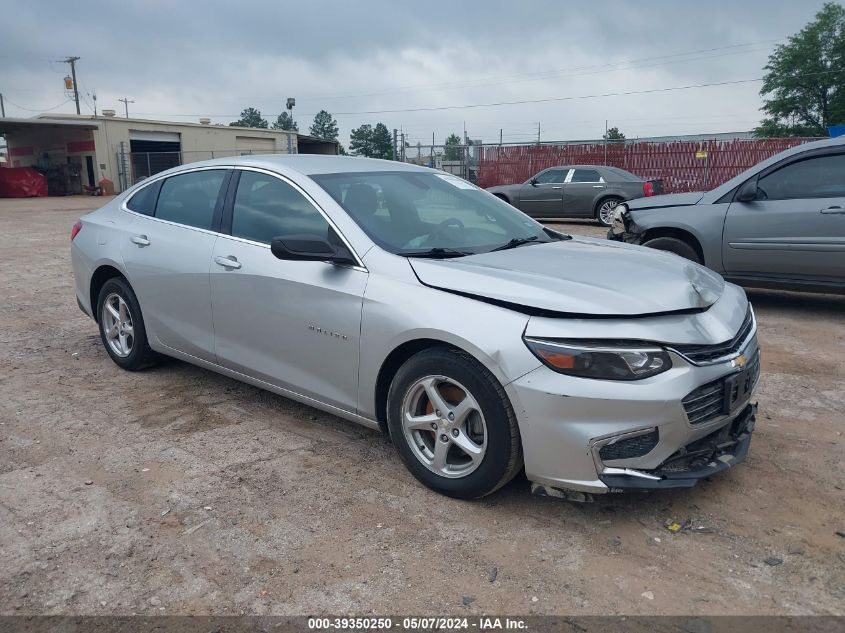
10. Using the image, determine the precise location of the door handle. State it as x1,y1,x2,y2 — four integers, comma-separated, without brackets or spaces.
130,235,150,247
214,255,242,269
551,186,563,189
593,185,606,188
820,206,845,214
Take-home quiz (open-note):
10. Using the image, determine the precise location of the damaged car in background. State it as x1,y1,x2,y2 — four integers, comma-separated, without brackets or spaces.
608,136,845,294
72,155,759,500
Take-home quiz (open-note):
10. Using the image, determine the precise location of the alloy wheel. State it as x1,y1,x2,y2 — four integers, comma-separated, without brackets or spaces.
101,293,135,358
599,199,619,225
401,375,487,478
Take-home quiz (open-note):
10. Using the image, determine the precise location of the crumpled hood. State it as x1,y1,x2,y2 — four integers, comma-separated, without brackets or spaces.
409,237,725,316
628,191,704,210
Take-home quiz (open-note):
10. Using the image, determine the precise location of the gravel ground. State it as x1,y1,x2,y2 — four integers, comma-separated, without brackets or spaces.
1,196,843,616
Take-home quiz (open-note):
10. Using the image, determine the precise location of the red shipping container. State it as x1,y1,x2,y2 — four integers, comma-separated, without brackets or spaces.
0,167,48,197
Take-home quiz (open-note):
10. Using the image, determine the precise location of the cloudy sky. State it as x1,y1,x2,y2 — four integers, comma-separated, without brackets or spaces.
0,1,829,146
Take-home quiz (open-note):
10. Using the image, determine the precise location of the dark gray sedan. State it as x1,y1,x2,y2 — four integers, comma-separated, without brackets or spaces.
486,165,662,226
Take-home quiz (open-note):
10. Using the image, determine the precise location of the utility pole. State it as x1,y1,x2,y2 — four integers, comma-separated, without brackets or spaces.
393,128,398,161
0,93,5,117
537,122,541,145
119,97,134,118
604,119,608,164
499,128,503,146
62,56,81,114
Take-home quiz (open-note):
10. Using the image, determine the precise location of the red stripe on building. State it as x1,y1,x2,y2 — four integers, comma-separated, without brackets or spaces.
67,140,96,153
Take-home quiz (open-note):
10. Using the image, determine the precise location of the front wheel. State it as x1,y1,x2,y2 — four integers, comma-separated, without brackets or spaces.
595,198,622,226
642,236,702,264
387,347,522,499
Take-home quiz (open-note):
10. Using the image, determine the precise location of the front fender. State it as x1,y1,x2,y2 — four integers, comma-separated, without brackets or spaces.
356,251,540,419
615,205,729,272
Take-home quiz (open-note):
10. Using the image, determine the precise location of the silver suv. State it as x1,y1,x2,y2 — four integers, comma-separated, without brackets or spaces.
609,136,845,294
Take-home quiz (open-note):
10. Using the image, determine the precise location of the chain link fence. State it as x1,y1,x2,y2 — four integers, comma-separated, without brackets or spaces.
470,137,821,192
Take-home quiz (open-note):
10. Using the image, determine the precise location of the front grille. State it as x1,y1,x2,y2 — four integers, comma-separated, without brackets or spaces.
599,429,659,461
671,307,754,364
658,404,755,473
682,353,760,425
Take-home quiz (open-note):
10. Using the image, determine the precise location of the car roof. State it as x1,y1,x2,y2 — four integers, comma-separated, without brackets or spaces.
156,154,436,177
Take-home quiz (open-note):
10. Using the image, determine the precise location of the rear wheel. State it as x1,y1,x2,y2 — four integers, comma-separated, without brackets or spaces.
642,236,702,264
595,197,622,226
96,277,157,370
387,347,522,499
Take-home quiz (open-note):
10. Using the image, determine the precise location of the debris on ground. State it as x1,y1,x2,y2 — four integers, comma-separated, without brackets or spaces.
488,567,498,583
764,557,783,566
641,591,655,600
160,508,170,517
461,596,475,606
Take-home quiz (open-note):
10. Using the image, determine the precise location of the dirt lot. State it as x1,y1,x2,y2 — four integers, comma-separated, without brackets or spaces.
1,196,843,616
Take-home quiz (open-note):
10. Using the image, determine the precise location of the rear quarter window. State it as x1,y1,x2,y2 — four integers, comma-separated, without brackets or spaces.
125,181,160,216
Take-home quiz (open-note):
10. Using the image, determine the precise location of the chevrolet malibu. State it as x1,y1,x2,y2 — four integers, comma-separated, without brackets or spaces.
71,155,759,500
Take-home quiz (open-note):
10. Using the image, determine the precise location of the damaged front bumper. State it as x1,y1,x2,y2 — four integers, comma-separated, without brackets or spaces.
606,204,644,244
598,403,756,491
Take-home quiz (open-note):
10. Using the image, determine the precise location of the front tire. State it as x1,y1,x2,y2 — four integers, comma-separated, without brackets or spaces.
387,347,522,499
96,277,157,371
642,236,702,264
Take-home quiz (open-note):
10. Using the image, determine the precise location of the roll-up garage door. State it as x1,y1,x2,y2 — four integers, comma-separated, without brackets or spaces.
129,130,182,182
236,136,276,155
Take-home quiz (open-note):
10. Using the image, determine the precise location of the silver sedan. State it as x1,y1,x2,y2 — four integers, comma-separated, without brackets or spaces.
71,155,759,499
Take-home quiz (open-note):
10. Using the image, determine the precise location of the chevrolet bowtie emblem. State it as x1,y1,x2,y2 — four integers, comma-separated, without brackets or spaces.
733,354,747,368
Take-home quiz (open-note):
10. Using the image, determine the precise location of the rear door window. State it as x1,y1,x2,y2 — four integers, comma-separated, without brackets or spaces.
155,170,227,230
570,169,602,183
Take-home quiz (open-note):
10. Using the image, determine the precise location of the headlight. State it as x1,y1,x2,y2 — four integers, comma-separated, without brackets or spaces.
524,338,672,381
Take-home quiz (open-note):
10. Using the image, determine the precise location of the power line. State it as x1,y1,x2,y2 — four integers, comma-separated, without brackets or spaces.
295,39,783,101
2,95,73,112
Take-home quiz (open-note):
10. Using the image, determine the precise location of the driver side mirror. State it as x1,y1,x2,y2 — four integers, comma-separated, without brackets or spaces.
271,233,356,266
529,178,538,186
736,179,760,202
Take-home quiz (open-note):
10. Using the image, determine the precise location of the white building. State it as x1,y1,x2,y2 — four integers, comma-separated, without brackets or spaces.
0,113,337,194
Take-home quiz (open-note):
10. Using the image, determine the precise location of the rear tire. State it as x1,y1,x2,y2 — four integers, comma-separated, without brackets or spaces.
387,347,522,499
595,197,622,226
642,236,702,264
96,277,158,371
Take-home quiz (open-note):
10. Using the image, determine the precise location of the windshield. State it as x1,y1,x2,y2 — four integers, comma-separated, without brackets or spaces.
312,171,559,256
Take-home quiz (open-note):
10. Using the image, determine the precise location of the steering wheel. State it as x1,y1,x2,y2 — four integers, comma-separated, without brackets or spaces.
424,218,466,245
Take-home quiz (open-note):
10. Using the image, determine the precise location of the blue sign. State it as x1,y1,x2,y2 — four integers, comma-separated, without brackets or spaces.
827,124,845,138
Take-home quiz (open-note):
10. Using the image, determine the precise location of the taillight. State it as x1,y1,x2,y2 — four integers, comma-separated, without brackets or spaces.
643,181,655,197
71,221,83,241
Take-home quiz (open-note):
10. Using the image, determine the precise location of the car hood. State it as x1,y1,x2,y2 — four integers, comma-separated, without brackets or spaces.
409,237,724,316
628,191,704,210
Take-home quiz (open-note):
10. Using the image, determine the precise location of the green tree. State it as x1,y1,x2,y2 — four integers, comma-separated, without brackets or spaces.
371,123,394,159
349,122,394,158
603,126,626,141
309,109,339,140
272,111,298,131
349,124,374,156
229,107,269,129
755,2,845,137
444,133,463,160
